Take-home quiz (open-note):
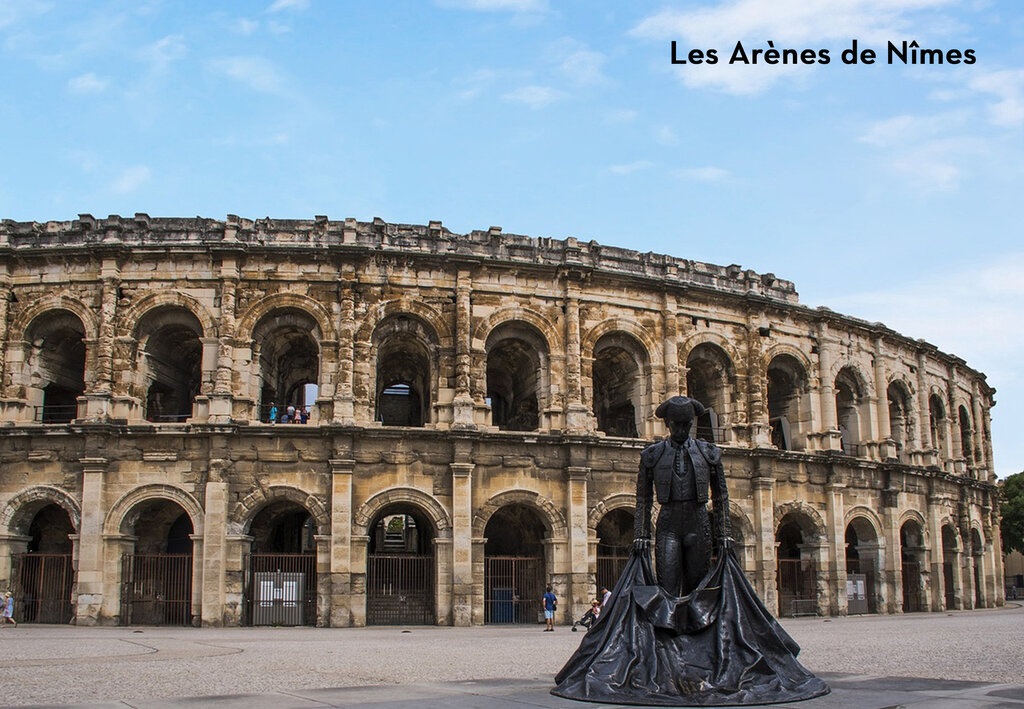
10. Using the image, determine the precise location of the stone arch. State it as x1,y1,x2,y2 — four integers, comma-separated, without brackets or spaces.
679,331,741,370
472,489,567,540
228,485,329,536
830,360,874,397
897,509,930,544
370,310,441,427
236,293,336,342
103,484,205,537
587,493,637,533
582,319,660,367
352,487,453,539
588,327,654,437
939,515,963,553
843,506,885,542
119,291,217,340
0,486,81,536
472,305,561,353
886,373,917,397
762,344,814,377
9,296,99,343
356,298,452,347
725,500,755,543
773,501,826,542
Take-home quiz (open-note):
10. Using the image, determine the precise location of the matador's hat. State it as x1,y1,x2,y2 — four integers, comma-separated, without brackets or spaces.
655,395,706,422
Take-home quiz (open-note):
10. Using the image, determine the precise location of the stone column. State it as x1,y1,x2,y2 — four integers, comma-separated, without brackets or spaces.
873,339,895,459
0,533,30,596
450,461,474,626
189,534,204,626
81,260,120,420
745,317,771,447
751,468,777,613
567,466,591,620
882,486,902,614
315,534,331,626
200,473,229,626
915,350,933,464
825,480,847,615
662,292,679,401
814,321,842,451
75,457,108,625
453,269,475,427
329,458,355,627
927,496,946,612
334,287,355,424
0,262,10,403
563,282,590,432
971,385,984,471
433,537,454,625
209,260,238,423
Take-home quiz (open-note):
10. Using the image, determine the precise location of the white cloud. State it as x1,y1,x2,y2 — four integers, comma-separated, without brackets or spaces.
674,166,730,182
969,69,1024,127
502,85,565,109
605,109,638,123
631,0,958,94
267,0,308,12
655,125,679,146
609,160,654,175
208,56,287,95
0,0,51,29
453,68,498,100
111,165,151,194
436,0,546,11
141,34,186,68
232,18,259,35
559,46,607,86
67,72,108,94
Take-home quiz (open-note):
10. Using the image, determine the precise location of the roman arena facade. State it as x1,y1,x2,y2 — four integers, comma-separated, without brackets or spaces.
0,214,1002,627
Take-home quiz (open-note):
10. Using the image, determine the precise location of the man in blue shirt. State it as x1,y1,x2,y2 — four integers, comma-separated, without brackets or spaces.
542,586,557,631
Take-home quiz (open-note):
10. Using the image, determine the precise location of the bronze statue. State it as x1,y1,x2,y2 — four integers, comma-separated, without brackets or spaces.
553,396,829,706
634,396,729,597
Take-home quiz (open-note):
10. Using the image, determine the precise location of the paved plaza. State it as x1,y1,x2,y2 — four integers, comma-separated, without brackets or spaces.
1,603,1023,708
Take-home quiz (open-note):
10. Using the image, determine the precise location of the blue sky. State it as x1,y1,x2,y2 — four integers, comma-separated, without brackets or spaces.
2,0,1022,476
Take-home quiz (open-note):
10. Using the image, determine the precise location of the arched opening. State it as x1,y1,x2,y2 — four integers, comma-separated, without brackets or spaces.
136,307,203,422
844,518,879,614
592,333,647,437
373,316,435,427
26,311,86,423
900,520,925,613
941,524,959,610
929,394,947,458
12,503,75,623
835,367,866,456
775,515,817,617
766,354,809,451
246,500,317,626
685,343,732,443
958,405,973,465
887,381,914,462
366,505,437,625
121,499,194,626
596,509,632,595
971,529,985,609
486,323,547,432
484,504,547,624
254,309,320,424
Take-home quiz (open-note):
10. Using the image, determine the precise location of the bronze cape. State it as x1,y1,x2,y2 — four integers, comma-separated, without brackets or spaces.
551,547,829,706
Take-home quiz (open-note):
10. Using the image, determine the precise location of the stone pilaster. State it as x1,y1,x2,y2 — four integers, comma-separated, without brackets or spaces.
201,473,229,626
450,461,474,626
662,292,679,400
329,458,355,627
452,269,475,427
751,470,777,612
209,258,238,423
882,485,902,613
563,282,590,432
80,259,120,420
334,285,355,424
75,457,108,624
825,480,847,615
566,466,590,619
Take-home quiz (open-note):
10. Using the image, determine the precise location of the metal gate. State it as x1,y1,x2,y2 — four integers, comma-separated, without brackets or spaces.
244,553,317,626
902,560,922,612
366,553,434,625
121,554,193,626
484,556,544,624
943,561,956,609
11,553,74,624
596,552,629,597
777,558,817,616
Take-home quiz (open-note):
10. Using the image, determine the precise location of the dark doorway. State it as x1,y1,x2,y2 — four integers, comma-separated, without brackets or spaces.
121,502,194,626
366,508,436,625
596,509,632,595
13,504,75,624
776,517,817,617
484,504,546,624
245,501,317,626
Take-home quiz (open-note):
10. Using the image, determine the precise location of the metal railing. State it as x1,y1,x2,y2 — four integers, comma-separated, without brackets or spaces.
34,405,78,423
120,553,193,626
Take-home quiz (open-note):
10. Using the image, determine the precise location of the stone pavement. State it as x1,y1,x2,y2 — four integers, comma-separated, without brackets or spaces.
2,603,1023,708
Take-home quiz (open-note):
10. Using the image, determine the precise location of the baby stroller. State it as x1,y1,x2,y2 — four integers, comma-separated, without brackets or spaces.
571,602,601,632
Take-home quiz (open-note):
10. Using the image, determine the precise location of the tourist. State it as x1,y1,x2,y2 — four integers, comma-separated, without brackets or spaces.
2,591,16,627
542,586,557,631
268,402,278,424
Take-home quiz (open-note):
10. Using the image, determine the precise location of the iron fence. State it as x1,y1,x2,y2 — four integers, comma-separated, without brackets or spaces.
366,553,434,625
11,553,74,624
34,405,77,423
120,553,193,626
484,556,544,624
